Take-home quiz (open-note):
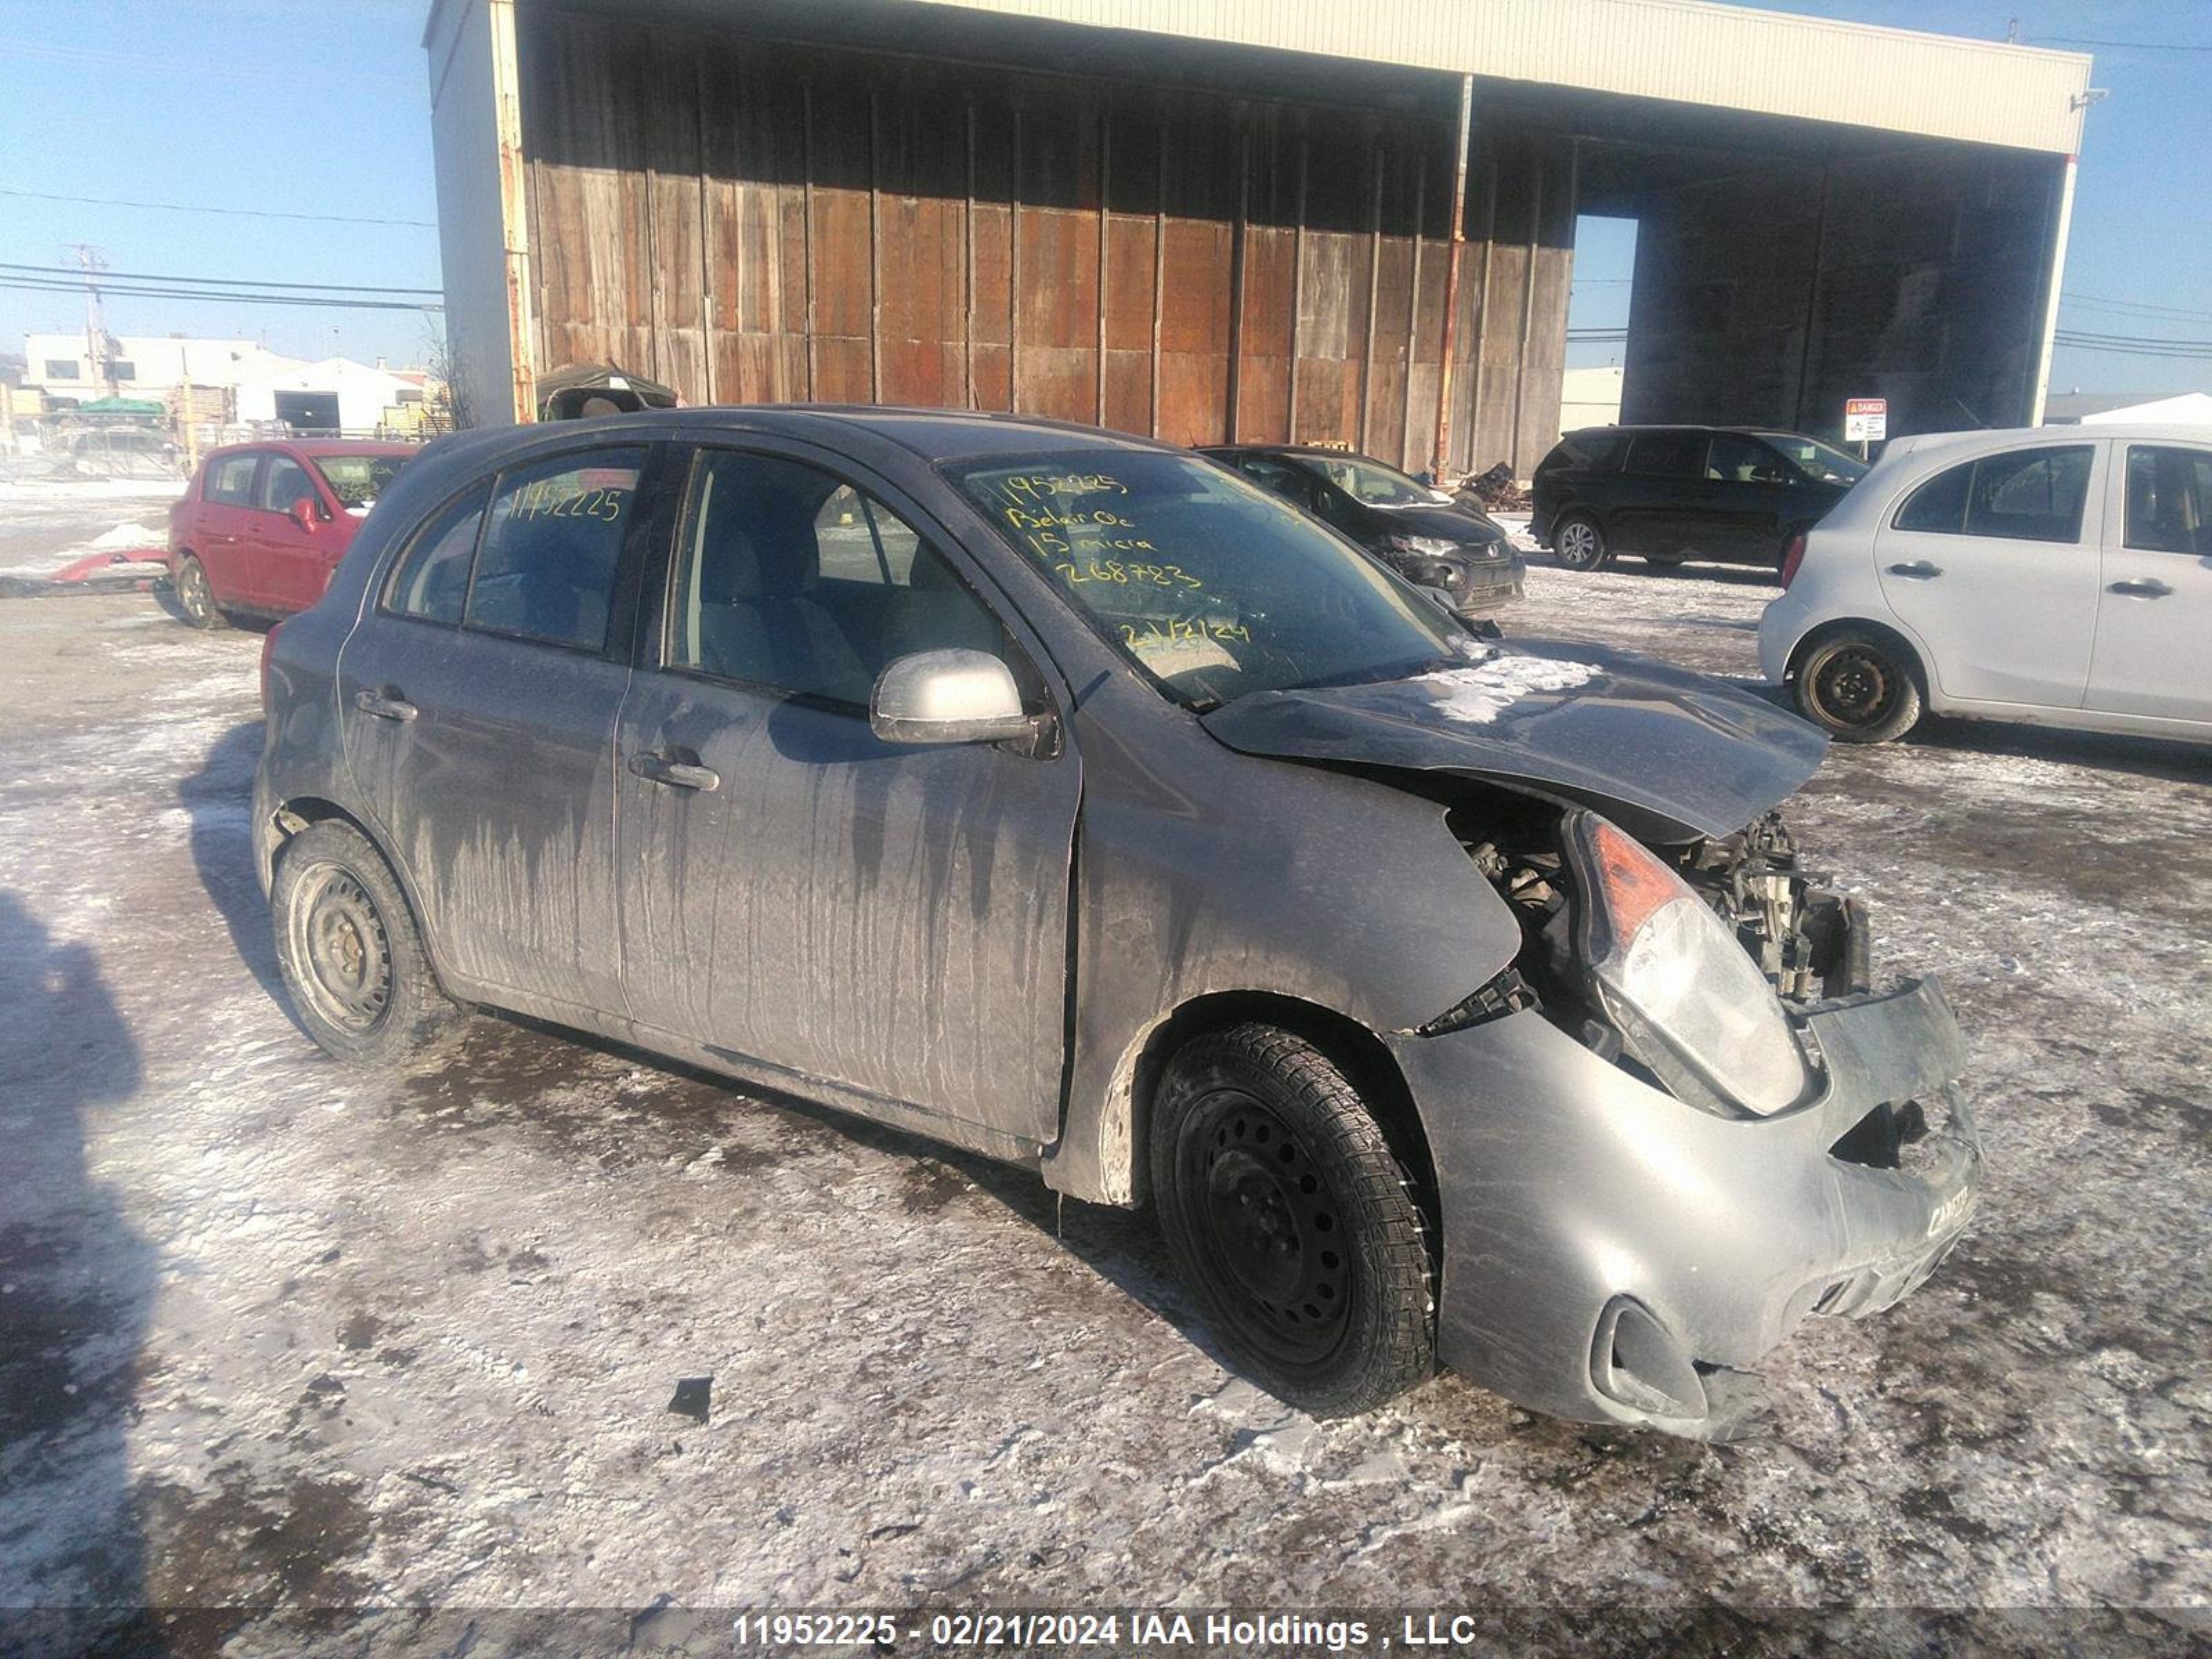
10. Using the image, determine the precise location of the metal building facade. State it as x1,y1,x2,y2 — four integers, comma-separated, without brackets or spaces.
426,0,2092,465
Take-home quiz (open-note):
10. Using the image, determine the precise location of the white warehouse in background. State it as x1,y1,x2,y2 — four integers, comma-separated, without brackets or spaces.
24,333,306,403
2044,390,2212,427
232,356,425,433
1559,364,1626,436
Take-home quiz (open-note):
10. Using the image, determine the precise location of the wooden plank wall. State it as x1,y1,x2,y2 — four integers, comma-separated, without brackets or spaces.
520,9,1573,472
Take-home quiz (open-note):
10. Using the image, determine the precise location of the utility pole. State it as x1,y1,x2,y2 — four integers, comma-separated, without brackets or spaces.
66,243,111,393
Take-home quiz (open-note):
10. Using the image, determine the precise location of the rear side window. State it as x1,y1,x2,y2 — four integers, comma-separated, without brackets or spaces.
1894,446,2093,544
1623,431,1706,478
206,454,259,505
2124,445,2212,556
385,484,491,624
465,447,646,650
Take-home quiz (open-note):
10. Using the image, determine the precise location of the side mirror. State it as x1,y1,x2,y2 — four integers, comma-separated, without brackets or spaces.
289,496,320,532
870,649,1038,747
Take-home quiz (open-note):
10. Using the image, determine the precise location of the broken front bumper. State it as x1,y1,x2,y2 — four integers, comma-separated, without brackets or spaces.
1389,976,1983,1438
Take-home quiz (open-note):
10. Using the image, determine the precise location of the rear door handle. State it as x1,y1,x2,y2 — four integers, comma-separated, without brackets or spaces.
1886,561,1942,579
353,688,418,722
628,752,720,791
2107,577,2174,599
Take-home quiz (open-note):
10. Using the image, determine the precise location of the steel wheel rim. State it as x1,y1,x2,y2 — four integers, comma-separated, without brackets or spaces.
1811,646,1897,728
288,864,394,1033
1177,1089,1349,1369
1557,521,1598,567
178,561,211,620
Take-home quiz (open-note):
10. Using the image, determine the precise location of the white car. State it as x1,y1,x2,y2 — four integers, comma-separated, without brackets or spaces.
1759,425,2212,744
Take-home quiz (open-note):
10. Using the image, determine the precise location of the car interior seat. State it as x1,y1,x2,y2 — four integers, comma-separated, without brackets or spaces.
690,482,871,703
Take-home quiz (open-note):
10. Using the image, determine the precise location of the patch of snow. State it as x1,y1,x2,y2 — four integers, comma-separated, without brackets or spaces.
1407,654,1597,723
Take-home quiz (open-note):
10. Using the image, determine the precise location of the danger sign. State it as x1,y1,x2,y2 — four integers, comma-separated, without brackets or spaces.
1844,397,1888,443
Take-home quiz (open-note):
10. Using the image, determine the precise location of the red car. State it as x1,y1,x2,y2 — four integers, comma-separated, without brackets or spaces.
168,440,418,627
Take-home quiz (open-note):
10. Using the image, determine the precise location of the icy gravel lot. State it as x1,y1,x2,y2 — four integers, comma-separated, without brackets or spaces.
1,537,2209,1655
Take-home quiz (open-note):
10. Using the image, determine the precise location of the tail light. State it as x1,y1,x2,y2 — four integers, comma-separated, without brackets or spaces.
259,620,283,714
1779,533,1808,589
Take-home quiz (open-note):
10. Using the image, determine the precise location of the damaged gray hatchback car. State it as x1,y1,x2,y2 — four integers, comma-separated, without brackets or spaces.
256,407,1983,1438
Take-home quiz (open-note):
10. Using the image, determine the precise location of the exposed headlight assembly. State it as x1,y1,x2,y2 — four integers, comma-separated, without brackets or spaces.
1564,812,1815,1118
1384,533,1459,558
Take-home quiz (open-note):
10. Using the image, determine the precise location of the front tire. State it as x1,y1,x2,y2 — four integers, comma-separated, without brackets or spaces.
1794,628,1924,743
174,554,227,630
272,821,460,1065
1551,512,1609,572
1151,1024,1435,1417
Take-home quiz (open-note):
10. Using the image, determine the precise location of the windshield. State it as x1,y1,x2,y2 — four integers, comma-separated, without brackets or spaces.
1754,432,1868,487
313,452,413,510
1300,453,1441,507
951,450,1465,709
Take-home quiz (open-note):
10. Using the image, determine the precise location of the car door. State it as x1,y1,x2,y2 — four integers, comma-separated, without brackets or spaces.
337,442,653,1018
1612,430,1709,554
251,451,336,612
196,452,265,606
1875,441,2103,708
1699,432,1799,562
2086,442,2212,722
614,440,1080,1144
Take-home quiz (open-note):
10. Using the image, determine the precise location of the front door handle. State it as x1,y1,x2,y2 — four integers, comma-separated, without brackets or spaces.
2107,577,2174,599
353,688,418,722
1886,560,1942,579
628,752,720,791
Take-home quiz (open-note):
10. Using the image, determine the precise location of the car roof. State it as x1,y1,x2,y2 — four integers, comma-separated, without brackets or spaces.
422,404,1174,469
201,438,419,462
1198,442,1391,461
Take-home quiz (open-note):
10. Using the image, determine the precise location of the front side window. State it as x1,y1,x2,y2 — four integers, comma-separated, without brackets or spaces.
1235,457,1318,510
384,483,490,624
950,449,1461,709
259,456,318,514
671,450,1005,707
1895,446,2094,544
1623,431,1707,478
1705,433,1790,485
207,453,259,505
2124,445,2212,556
1752,431,1868,486
464,447,645,649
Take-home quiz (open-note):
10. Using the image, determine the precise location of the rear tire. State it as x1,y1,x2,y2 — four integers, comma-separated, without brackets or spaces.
272,821,461,1065
1794,628,1924,744
174,554,227,630
1550,512,1609,572
1151,1024,1435,1417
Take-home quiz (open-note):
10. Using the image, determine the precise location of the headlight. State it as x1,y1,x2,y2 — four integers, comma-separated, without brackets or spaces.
1384,533,1458,558
1564,812,1813,1118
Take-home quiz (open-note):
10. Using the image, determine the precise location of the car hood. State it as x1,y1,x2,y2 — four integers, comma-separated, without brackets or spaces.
1373,503,1505,544
1200,638,1828,843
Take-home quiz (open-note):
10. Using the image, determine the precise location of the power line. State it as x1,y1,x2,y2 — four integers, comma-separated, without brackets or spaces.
0,260,438,297
2027,36,2212,53
0,185,435,229
2063,292,2212,324
0,275,440,314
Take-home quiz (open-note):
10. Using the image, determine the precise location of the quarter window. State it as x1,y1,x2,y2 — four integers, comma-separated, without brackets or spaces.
465,448,646,650
1894,446,2094,544
2124,445,2212,556
207,454,259,505
671,450,1005,706
385,483,490,625
1623,431,1707,478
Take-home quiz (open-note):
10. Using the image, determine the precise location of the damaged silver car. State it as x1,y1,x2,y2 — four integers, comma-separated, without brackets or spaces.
255,408,1983,1438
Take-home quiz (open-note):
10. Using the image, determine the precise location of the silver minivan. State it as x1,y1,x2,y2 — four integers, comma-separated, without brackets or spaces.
256,407,1983,1437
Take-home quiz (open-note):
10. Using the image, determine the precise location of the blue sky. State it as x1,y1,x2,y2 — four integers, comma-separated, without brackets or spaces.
0,0,2204,393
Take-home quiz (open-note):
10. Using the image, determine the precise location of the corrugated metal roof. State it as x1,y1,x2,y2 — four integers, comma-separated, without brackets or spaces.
900,0,2092,155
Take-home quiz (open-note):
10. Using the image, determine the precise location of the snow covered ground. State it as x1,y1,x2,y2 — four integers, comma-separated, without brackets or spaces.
0,480,178,579
1,512,2209,1654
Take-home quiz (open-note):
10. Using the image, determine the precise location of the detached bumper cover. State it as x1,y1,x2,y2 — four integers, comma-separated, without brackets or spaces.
1392,976,1982,1436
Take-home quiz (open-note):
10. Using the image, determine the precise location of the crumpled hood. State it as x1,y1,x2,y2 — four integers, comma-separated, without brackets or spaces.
1374,503,1505,545
1201,638,1828,842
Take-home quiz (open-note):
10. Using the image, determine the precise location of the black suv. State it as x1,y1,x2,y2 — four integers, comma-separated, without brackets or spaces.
1203,444,1524,614
1530,427,1866,573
